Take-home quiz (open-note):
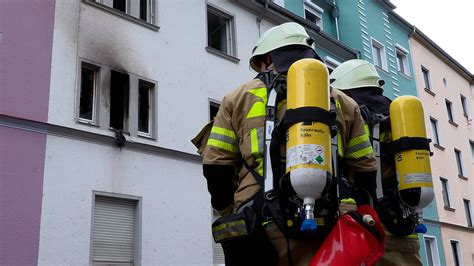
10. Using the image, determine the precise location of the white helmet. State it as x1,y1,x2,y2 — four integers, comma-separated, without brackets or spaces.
330,59,384,91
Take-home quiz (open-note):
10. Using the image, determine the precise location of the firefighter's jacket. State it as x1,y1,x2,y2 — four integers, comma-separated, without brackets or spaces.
201,78,376,213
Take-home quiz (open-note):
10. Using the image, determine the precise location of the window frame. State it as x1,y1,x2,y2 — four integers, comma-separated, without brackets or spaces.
209,99,221,122
78,62,100,125
430,117,442,149
304,0,324,29
445,99,456,125
450,239,463,266
137,79,155,138
395,44,410,77
421,66,433,94
463,198,473,227
90,191,142,265
83,0,158,31
440,177,453,209
460,94,470,118
423,235,441,266
324,56,341,73
371,38,387,71
470,140,474,161
454,148,465,178
206,4,238,61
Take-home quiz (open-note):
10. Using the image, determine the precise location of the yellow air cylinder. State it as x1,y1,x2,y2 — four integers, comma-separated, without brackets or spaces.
390,96,434,213
286,59,332,232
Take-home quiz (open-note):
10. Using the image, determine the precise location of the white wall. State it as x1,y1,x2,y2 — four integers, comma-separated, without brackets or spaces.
43,0,283,264
48,0,275,154
38,135,210,265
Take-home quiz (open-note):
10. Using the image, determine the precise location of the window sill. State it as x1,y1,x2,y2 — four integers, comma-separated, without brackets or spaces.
375,65,390,75
398,71,412,80
458,175,468,181
449,120,459,127
424,88,436,97
83,1,160,31
433,143,445,151
77,118,99,127
206,47,240,64
444,206,456,212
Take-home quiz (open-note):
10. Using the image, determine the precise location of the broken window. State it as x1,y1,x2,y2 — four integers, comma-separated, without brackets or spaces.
110,71,129,131
138,80,153,136
79,63,98,123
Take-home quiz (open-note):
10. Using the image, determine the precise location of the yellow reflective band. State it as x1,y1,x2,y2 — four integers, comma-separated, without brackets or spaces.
212,220,248,242
348,131,371,148
211,126,237,140
340,198,356,204
250,128,264,175
207,139,239,153
247,87,267,118
277,99,287,110
337,133,344,157
335,99,341,109
345,146,373,159
382,224,419,239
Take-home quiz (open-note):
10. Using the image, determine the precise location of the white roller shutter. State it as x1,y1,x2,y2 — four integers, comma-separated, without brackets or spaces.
92,195,136,264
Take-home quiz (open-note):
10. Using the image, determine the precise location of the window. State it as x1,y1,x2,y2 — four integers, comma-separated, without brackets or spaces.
470,140,474,160
324,56,341,73
304,0,324,28
110,71,130,131
446,99,455,123
395,45,410,76
207,5,235,57
440,177,452,208
463,199,473,227
79,63,99,123
460,95,470,118
92,0,154,23
371,38,387,70
209,101,220,121
138,80,154,137
455,149,465,178
430,117,441,147
424,236,440,266
422,66,432,92
450,240,462,266
91,193,140,264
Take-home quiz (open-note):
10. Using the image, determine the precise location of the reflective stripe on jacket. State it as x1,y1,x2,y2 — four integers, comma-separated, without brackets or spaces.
202,78,376,210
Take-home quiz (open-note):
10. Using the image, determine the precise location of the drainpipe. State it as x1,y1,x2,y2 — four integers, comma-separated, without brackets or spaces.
333,0,340,40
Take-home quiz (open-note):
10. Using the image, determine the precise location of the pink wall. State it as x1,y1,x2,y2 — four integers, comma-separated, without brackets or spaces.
0,0,55,264
0,0,55,122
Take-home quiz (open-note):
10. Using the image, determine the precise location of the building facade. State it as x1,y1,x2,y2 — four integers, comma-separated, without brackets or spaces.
410,28,474,266
0,0,357,264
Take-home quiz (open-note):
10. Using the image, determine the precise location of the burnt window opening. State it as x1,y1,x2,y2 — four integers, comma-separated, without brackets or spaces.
138,80,153,136
110,71,129,131
140,0,147,21
207,5,234,56
79,65,97,122
209,101,220,121
113,0,126,12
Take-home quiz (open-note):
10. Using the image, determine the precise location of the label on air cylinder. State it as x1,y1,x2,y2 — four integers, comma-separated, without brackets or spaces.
399,173,433,189
286,144,326,171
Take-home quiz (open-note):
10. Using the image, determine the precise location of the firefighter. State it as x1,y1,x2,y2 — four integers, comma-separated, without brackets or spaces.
194,23,377,265
330,59,423,266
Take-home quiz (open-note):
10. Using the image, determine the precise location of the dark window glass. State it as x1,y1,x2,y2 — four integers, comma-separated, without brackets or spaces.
422,67,431,90
207,11,229,54
425,239,434,266
446,100,454,122
441,178,450,207
210,102,220,121
79,67,95,120
138,81,152,134
113,0,126,12
110,71,129,130
455,149,464,176
451,241,460,266
464,199,472,227
140,0,147,21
